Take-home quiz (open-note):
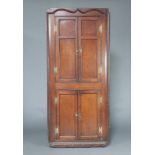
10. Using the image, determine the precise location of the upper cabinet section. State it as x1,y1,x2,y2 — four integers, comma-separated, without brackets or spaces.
48,8,109,83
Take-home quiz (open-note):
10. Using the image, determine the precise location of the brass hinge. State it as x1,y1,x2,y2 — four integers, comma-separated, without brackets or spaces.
54,67,58,74
55,127,59,135
99,126,102,134
99,24,102,33
54,25,57,32
54,96,58,105
100,97,103,103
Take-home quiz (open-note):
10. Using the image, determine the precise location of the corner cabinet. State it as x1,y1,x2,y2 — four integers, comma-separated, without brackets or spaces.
47,8,110,147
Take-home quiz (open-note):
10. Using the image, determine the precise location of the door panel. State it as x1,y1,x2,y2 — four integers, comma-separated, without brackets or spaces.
56,90,77,140
81,20,98,37
81,39,98,79
56,17,78,82
78,90,100,140
59,39,76,79
78,17,101,82
59,19,75,36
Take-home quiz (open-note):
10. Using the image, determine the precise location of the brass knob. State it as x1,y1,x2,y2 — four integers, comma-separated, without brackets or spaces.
75,113,78,117
79,48,82,54
75,113,81,119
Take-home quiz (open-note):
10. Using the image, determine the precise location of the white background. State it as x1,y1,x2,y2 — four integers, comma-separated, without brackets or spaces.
0,0,155,155
132,0,155,154
0,0,23,154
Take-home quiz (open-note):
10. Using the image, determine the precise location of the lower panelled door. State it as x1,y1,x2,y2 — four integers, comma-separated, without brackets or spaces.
78,90,102,140
55,90,102,141
56,90,78,141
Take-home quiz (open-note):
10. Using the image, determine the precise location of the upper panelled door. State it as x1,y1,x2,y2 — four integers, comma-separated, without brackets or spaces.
55,17,78,82
78,17,102,82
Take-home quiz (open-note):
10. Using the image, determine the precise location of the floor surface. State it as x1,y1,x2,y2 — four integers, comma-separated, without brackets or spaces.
24,126,130,155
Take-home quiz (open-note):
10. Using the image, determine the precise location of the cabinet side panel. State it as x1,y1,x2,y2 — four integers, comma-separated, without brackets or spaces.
47,13,56,142
101,11,110,141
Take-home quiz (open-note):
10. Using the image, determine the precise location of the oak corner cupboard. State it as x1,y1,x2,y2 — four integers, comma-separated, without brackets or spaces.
47,8,110,148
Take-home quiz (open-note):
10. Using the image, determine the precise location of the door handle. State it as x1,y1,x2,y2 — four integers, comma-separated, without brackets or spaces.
75,113,81,119
75,113,78,117
79,48,82,54
78,113,81,120
76,49,82,55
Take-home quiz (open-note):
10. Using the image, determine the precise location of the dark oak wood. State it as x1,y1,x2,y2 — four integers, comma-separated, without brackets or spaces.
47,8,110,148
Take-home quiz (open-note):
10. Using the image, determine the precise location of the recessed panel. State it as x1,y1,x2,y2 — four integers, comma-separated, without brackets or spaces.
81,20,97,37
81,39,98,80
59,39,76,79
79,91,99,139
58,90,77,140
59,20,75,36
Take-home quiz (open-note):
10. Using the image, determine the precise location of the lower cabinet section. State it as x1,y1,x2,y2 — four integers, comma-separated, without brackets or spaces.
49,89,108,147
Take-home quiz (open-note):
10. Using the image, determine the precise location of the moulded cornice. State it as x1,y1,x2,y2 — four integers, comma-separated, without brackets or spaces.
47,8,108,14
